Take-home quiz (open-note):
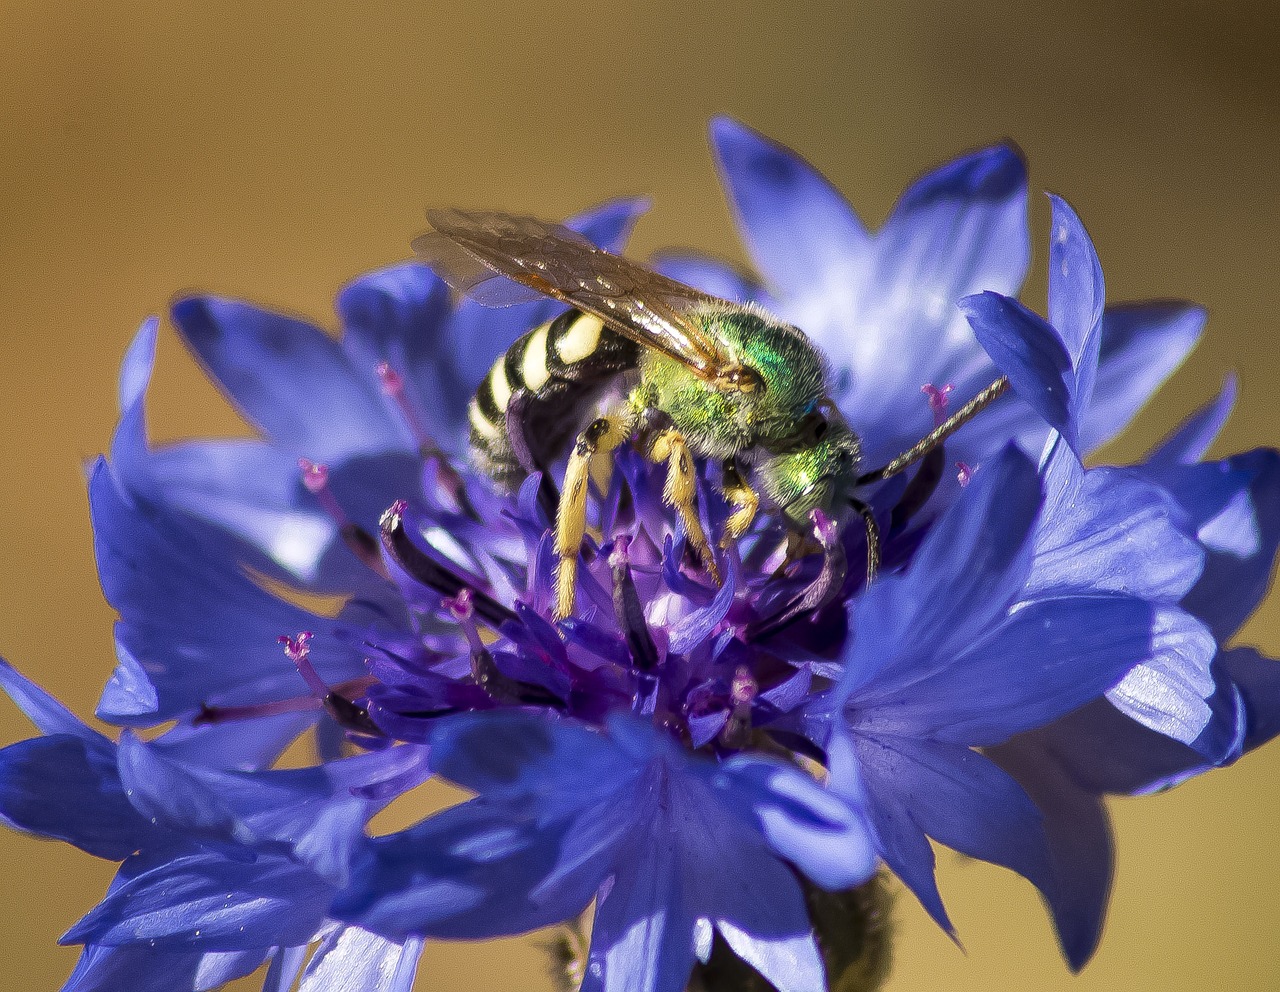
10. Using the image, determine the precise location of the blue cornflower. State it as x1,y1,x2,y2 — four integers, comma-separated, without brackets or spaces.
1,118,1276,992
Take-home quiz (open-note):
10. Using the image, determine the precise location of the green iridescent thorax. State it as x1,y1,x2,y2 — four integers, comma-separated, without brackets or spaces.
631,303,829,460
756,413,862,527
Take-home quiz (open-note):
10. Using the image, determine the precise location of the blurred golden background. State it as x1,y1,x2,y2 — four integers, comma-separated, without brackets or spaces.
1,1,1277,989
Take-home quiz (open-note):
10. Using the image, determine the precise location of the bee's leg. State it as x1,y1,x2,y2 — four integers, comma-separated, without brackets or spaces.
849,496,881,585
648,428,721,584
720,458,759,548
554,415,627,620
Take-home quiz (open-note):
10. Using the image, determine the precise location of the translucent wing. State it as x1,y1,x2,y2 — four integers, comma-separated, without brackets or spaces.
414,208,734,379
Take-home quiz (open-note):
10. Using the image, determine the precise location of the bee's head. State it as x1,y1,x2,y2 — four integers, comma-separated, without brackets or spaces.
756,404,862,527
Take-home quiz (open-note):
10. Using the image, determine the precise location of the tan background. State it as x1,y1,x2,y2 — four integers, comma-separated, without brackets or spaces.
1,2,1278,989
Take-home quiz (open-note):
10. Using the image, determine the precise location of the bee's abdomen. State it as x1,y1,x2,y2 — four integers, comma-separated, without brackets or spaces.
469,309,639,488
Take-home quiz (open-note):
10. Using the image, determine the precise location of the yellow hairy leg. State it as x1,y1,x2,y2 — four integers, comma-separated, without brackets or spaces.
719,459,759,548
649,429,721,584
553,416,627,620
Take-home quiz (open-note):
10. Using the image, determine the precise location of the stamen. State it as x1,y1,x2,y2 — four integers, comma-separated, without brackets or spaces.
299,458,386,576
720,664,759,749
376,361,469,509
446,588,560,707
280,631,326,697
610,536,659,675
278,631,381,735
922,383,954,427
957,462,975,487
380,501,517,628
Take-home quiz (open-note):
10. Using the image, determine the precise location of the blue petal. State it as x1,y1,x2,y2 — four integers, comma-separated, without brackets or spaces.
988,731,1113,971
0,734,164,859
1146,449,1280,641
298,928,423,992
428,711,634,815
1220,647,1280,753
857,734,1054,906
62,852,332,950
826,727,953,935
1149,377,1237,466
0,657,99,739
582,824,696,992
118,734,429,885
171,296,408,461
710,117,869,303
716,755,875,891
336,261,467,447
1029,442,1203,601
651,253,768,306
858,595,1164,746
61,944,268,992
839,447,1041,701
840,145,1028,461
89,458,365,723
1104,607,1219,748
1046,195,1105,419
334,799,606,940
118,318,159,414
1082,302,1205,452
962,291,1074,446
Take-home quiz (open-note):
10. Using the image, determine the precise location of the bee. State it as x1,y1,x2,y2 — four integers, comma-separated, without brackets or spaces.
415,210,1008,620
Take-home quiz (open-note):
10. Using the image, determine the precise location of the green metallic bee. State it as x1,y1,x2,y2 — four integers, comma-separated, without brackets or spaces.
415,210,1008,620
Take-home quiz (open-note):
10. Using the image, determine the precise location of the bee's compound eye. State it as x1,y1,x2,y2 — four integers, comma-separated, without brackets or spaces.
725,366,763,394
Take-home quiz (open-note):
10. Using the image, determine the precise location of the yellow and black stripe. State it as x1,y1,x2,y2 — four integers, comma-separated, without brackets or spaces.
469,308,640,487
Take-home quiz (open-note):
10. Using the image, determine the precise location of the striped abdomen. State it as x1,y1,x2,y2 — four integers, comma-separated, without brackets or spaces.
469,309,640,488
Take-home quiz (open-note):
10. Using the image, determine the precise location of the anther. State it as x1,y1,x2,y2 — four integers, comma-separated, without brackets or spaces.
922,383,954,427
299,458,387,577
610,535,660,677
380,502,517,628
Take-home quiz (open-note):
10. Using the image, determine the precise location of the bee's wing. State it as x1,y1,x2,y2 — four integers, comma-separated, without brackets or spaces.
415,208,733,380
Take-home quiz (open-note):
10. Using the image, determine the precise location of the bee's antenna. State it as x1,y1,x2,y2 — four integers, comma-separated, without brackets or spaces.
857,376,1010,485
